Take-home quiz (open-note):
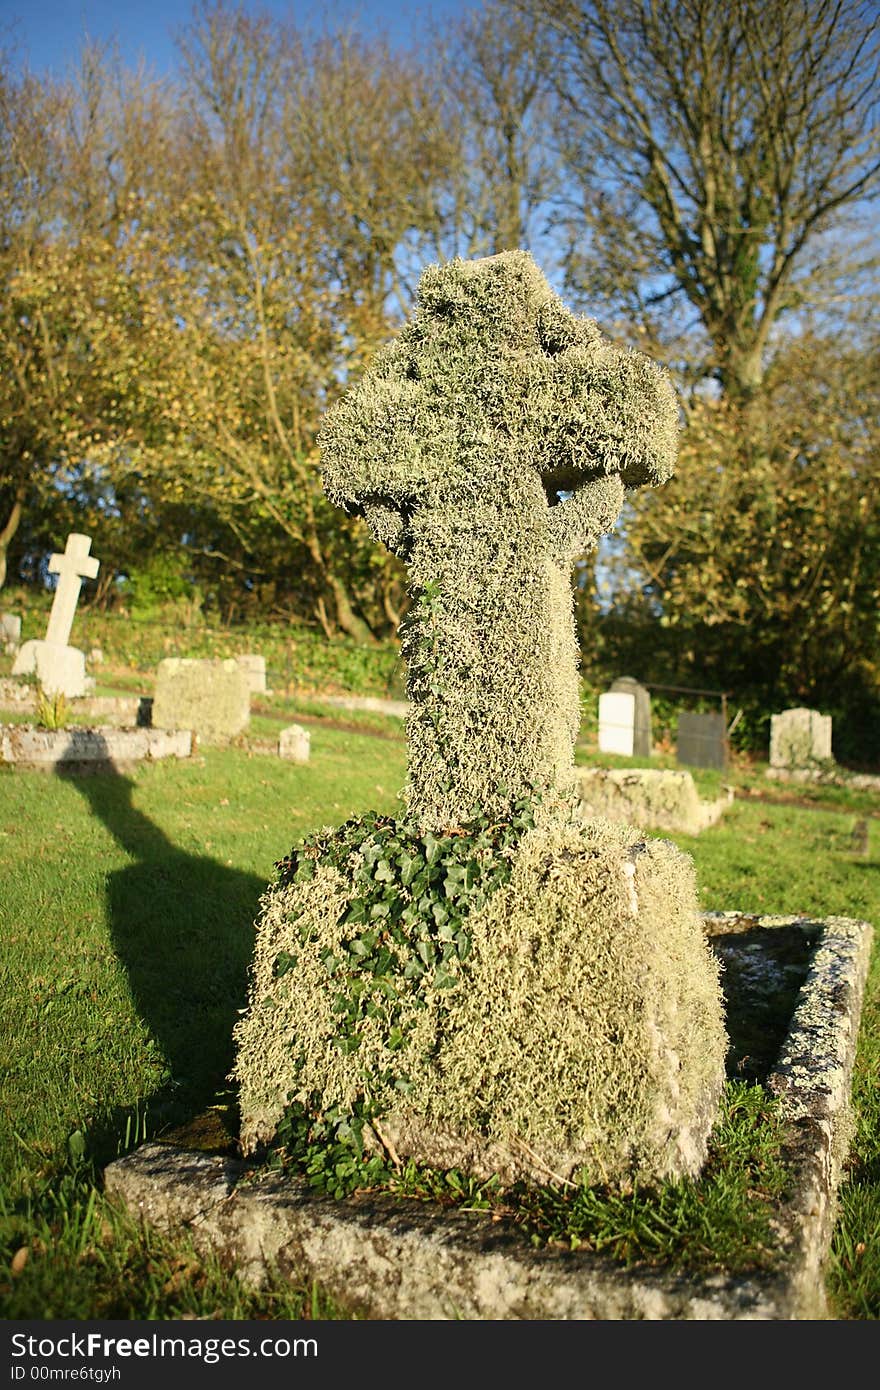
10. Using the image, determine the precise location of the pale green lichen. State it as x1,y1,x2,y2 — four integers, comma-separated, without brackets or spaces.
234,817,726,1186
319,250,679,829
233,251,727,1189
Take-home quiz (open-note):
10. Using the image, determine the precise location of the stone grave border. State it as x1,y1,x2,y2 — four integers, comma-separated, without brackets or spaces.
0,725,191,768
104,910,872,1321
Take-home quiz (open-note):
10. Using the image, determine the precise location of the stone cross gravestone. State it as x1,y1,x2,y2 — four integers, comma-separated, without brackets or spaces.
233,252,726,1190
770,708,832,769
12,534,99,697
320,252,679,829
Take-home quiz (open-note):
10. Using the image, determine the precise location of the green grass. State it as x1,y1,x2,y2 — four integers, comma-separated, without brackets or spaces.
0,721,877,1318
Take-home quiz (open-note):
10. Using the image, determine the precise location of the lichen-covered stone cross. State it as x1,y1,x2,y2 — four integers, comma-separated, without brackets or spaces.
320,251,679,829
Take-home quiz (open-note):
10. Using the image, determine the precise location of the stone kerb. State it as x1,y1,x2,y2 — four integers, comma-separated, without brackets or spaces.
577,767,732,836
0,725,191,767
152,658,250,745
104,911,873,1320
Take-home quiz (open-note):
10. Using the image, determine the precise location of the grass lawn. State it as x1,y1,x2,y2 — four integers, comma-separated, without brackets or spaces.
0,721,877,1319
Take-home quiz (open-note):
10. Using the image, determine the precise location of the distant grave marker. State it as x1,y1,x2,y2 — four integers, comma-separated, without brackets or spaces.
676,711,728,770
12,533,99,697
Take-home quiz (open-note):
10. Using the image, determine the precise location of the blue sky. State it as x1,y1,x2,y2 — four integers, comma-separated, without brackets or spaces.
2,1,475,76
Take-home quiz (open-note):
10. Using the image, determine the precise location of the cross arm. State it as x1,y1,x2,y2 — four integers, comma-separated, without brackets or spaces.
547,475,625,564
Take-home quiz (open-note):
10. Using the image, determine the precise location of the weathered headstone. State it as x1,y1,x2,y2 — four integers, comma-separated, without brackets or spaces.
610,676,652,757
278,723,310,762
151,658,250,744
236,653,267,696
12,534,99,697
233,252,726,1191
1,612,21,653
770,707,832,769
676,711,728,770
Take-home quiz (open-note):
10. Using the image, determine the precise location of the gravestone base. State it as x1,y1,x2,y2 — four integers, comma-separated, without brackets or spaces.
11,639,92,698
104,912,873,1320
233,819,727,1190
577,767,732,835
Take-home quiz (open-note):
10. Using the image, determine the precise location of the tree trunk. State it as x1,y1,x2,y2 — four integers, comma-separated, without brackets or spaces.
328,571,375,645
0,490,24,590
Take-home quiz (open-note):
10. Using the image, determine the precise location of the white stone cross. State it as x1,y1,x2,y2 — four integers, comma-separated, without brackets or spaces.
44,534,100,648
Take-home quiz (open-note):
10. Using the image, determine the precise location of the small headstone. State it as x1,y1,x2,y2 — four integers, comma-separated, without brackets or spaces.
770,708,832,769
278,724,310,763
1,612,21,652
11,533,99,697
676,711,728,770
236,653,267,696
88,647,104,666
609,676,652,757
598,691,636,755
152,658,250,744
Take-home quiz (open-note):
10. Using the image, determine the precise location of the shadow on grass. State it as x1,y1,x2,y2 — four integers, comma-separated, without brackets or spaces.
58,753,266,1145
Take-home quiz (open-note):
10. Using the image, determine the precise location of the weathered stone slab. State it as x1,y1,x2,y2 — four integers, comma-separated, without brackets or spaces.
0,725,191,767
152,657,250,744
278,724,310,762
577,767,732,835
770,708,832,769
103,912,872,1321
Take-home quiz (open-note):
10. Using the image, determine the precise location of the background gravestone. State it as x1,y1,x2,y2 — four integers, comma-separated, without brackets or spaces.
233,251,726,1191
770,708,832,768
1,613,21,653
12,533,100,697
676,711,728,770
278,723,310,762
236,653,267,696
610,676,652,757
598,690,636,755
152,658,250,745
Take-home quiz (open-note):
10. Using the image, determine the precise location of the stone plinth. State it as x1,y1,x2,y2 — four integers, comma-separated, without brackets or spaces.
152,658,250,745
12,639,92,698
